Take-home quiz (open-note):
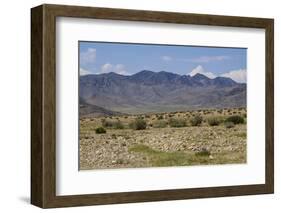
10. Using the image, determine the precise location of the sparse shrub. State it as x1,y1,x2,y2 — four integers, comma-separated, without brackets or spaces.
169,118,187,128
101,119,124,129
113,120,124,129
207,117,221,126
190,114,203,126
195,148,210,157
225,115,244,124
157,115,164,120
153,120,167,128
129,118,147,130
224,121,235,128
95,127,106,134
101,119,114,128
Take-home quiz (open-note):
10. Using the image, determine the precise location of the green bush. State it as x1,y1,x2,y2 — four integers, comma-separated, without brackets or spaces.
153,120,167,128
225,115,244,124
217,109,223,114
113,120,124,129
101,119,124,129
157,115,164,120
129,118,147,130
95,127,106,134
190,114,203,126
224,121,235,128
169,118,187,127
207,117,221,126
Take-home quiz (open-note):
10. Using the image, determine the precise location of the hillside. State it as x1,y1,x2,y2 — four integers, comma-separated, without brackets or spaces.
79,70,246,114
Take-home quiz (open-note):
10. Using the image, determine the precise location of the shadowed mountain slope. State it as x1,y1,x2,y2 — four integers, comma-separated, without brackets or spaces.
80,70,246,115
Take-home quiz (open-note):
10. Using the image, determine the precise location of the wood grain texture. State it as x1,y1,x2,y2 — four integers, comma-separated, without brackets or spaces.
265,20,274,193
31,5,43,207
31,4,274,208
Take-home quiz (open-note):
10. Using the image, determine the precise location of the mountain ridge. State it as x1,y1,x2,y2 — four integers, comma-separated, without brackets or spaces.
80,70,246,115
81,70,243,84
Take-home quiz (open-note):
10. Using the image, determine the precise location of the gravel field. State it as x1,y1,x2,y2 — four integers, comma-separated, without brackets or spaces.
79,109,247,170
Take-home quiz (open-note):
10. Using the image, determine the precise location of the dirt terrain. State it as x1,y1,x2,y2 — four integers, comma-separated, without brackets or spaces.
79,108,247,170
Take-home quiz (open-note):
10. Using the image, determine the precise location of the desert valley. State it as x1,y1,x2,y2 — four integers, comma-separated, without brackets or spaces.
79,70,247,170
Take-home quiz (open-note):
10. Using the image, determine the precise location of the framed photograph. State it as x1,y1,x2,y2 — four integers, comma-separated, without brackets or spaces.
31,4,274,208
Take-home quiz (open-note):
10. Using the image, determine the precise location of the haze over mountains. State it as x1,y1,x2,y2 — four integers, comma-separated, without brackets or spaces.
79,70,246,116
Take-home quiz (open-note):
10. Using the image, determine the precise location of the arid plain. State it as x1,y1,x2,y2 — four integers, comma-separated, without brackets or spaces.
79,108,246,170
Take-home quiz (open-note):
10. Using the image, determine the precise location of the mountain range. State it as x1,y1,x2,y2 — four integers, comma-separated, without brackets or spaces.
79,70,246,116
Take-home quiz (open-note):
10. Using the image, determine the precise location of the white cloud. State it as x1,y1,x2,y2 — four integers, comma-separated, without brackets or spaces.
114,64,128,75
188,65,247,83
80,68,92,76
189,65,216,79
80,48,96,65
220,69,247,83
101,63,113,73
185,55,230,63
161,56,172,62
101,63,130,75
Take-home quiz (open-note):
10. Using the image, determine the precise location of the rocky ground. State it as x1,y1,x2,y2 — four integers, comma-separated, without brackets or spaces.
79,108,247,170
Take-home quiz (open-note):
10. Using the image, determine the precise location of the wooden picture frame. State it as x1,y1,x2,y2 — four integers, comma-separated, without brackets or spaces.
31,4,274,208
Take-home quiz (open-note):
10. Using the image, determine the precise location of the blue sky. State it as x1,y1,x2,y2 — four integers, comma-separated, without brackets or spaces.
79,41,247,83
